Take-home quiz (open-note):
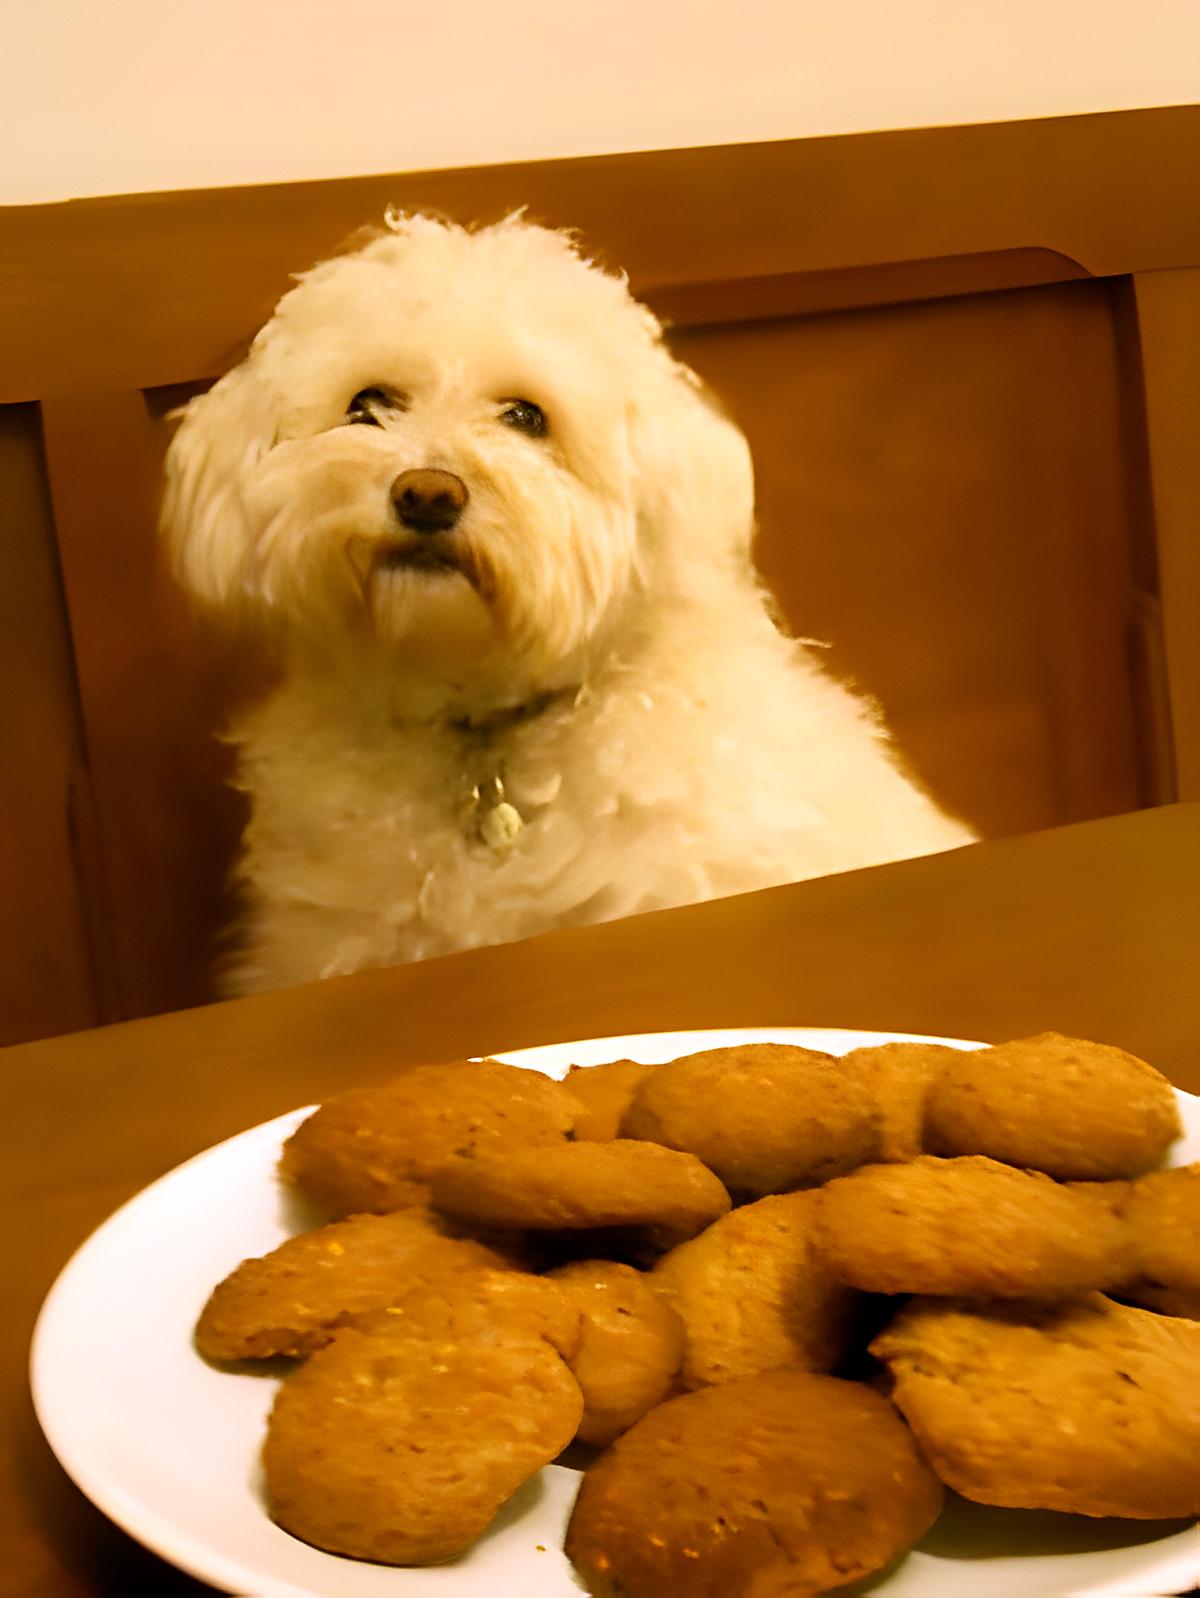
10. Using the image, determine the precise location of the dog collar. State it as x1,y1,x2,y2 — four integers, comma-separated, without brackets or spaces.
448,687,566,741
451,686,576,853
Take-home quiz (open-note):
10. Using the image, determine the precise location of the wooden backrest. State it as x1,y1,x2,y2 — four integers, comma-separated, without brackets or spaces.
4,107,1200,1045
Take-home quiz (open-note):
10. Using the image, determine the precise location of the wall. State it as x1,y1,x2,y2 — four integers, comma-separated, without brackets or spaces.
3,0,1198,204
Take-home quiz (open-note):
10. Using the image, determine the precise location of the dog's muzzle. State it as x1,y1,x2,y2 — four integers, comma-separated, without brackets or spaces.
346,468,480,591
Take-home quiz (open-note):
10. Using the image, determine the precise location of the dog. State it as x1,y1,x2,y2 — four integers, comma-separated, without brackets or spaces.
162,212,973,996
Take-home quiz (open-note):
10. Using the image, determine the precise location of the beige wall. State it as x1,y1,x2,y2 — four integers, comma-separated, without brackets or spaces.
3,0,1198,204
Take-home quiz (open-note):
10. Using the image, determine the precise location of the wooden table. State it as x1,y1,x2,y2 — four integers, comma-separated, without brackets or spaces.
6,803,1200,1597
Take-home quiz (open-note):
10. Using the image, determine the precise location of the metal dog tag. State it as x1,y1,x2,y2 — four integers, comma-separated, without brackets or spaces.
472,776,523,852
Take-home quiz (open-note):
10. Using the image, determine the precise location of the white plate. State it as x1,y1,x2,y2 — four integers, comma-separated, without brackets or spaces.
30,1027,1200,1598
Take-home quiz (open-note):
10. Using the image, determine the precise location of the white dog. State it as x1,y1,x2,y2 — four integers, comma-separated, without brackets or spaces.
162,212,972,995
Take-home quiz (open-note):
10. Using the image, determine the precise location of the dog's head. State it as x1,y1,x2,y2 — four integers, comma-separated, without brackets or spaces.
163,214,754,694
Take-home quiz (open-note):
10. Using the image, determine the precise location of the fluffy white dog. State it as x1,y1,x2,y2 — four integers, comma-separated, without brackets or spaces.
162,212,972,995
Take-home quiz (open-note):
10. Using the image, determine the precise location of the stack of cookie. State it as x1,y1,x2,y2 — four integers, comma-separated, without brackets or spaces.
193,1035,1200,1595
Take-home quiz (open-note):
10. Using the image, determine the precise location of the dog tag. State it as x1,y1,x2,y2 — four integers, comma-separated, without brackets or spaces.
470,775,523,852
479,799,523,852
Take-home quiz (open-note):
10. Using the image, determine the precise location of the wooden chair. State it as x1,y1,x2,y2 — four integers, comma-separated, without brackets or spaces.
3,106,1199,1045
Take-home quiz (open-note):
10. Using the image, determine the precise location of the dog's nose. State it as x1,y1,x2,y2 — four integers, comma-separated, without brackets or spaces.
391,468,469,533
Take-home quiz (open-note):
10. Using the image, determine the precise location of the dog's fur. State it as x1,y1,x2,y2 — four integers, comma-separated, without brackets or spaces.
162,213,972,995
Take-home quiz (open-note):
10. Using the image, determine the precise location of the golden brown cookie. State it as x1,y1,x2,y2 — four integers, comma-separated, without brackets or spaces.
924,1033,1182,1179
546,1260,685,1444
813,1156,1137,1298
649,1189,860,1388
566,1058,655,1141
837,1040,965,1160
429,1139,731,1243
1118,1163,1200,1291
263,1273,583,1564
564,1370,943,1598
279,1058,581,1216
195,1206,525,1361
621,1043,877,1194
872,1293,1200,1518
370,1267,585,1358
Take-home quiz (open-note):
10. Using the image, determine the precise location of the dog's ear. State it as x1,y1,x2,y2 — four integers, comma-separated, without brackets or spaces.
160,362,275,615
627,357,756,574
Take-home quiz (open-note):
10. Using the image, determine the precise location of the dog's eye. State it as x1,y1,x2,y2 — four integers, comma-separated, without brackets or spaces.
499,399,548,439
346,387,404,426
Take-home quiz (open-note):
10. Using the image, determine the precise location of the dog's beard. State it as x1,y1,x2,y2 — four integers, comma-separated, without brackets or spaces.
348,535,497,670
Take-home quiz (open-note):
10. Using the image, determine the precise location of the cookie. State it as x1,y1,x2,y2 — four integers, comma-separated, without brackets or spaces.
262,1271,583,1564
566,1058,655,1141
924,1033,1181,1179
621,1043,877,1195
547,1259,685,1444
1118,1164,1200,1291
649,1189,860,1388
872,1293,1200,1518
836,1040,964,1160
430,1139,731,1244
565,1370,943,1598
195,1205,524,1360
369,1267,584,1358
813,1156,1136,1298
279,1058,581,1216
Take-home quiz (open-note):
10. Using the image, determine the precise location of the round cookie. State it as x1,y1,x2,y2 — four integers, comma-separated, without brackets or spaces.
565,1370,943,1598
1118,1163,1200,1291
923,1032,1181,1179
566,1058,655,1141
372,1267,584,1358
621,1042,877,1195
263,1273,583,1564
649,1189,860,1388
196,1205,524,1361
430,1139,731,1244
837,1040,965,1161
872,1293,1200,1518
813,1155,1137,1298
546,1260,685,1444
279,1058,581,1216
